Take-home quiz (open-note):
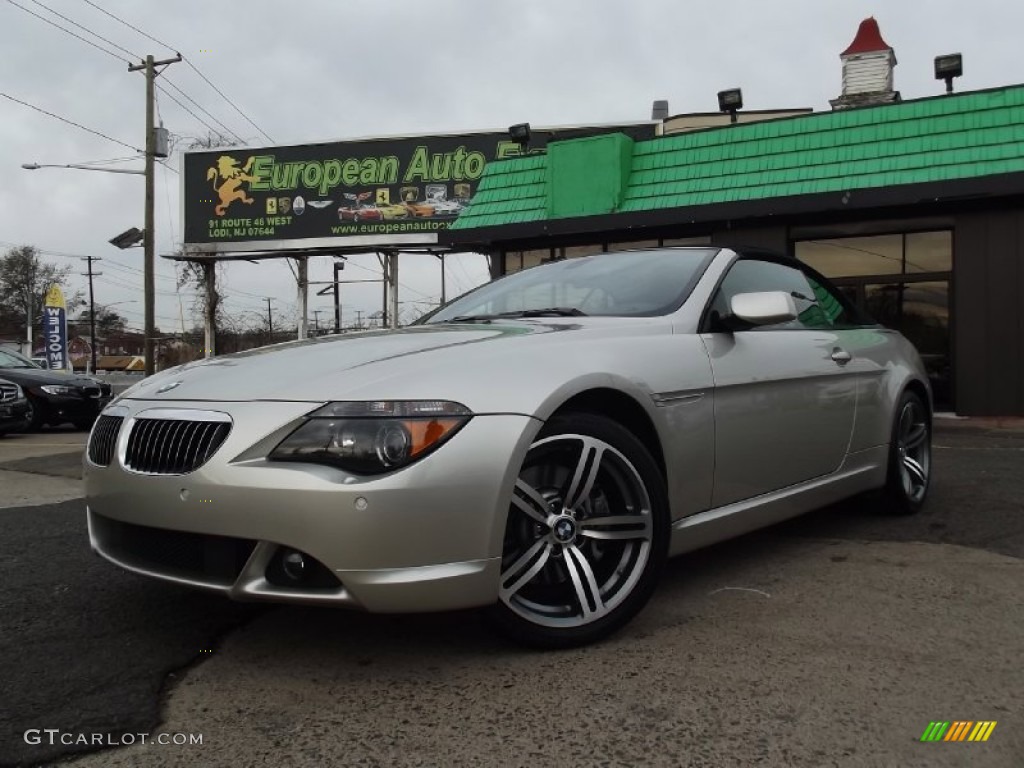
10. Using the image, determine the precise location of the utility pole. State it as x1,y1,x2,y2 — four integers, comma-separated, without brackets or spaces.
355,310,364,329
332,258,346,333
264,297,274,338
296,256,309,340
128,53,181,376
436,253,446,305
203,260,216,357
378,253,389,327
389,252,399,329
79,256,102,373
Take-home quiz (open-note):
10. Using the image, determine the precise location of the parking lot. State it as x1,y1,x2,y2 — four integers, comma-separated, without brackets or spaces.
1,422,1022,767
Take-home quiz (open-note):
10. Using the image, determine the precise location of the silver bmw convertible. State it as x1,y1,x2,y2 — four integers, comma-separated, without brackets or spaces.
85,247,932,647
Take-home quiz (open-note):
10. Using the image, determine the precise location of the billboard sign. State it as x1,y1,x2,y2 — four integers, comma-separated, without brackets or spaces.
182,123,658,253
41,284,69,372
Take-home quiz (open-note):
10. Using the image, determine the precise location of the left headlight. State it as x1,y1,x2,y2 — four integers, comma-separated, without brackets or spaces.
39,385,74,395
269,400,472,475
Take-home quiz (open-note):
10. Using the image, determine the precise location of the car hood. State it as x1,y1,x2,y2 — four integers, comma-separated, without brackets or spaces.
120,323,569,402
0,367,100,388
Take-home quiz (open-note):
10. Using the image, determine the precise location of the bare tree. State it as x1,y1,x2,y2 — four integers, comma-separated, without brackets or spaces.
0,245,82,343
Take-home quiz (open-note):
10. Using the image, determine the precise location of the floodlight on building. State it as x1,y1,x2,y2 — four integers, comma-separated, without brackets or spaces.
718,88,743,124
109,227,145,249
651,100,669,121
934,53,963,94
508,122,531,147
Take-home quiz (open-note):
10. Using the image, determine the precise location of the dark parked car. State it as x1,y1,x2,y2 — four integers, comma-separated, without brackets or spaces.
0,348,111,430
0,377,29,435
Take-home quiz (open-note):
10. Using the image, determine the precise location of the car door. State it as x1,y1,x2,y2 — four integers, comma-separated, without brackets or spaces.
701,256,859,507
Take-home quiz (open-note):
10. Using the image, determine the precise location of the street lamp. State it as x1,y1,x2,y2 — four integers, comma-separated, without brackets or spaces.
21,163,144,175
22,159,155,377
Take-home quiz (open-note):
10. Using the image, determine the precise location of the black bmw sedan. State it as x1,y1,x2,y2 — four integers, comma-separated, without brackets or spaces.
0,378,29,435
0,347,111,430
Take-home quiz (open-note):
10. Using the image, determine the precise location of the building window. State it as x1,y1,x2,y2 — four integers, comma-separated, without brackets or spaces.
563,244,606,259
795,231,953,409
607,240,661,252
661,236,714,247
504,249,555,274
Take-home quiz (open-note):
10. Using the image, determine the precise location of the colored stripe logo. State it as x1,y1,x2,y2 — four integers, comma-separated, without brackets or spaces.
920,721,997,742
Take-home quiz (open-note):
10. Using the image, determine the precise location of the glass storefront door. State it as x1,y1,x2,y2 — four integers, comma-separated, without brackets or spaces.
796,232,953,410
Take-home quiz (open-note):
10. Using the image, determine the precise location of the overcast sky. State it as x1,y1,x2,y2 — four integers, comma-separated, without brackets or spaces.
2,0,1022,334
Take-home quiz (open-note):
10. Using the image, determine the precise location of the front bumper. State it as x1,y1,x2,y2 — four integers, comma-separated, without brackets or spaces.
84,400,540,612
0,398,29,431
35,393,110,424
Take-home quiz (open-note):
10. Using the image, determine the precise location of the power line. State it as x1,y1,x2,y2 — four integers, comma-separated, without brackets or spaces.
78,0,272,143
184,59,272,143
154,83,238,145
8,0,248,145
78,0,175,51
0,91,142,152
23,0,138,58
158,78,245,144
4,0,129,64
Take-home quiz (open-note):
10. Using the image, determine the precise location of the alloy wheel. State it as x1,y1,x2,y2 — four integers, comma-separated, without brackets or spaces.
499,433,654,628
896,399,930,504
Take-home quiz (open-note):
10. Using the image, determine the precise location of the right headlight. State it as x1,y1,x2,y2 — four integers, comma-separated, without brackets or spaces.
39,385,74,395
269,400,472,475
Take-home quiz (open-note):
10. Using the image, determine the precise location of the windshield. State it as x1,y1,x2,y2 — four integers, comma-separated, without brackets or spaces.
0,348,40,368
422,248,718,323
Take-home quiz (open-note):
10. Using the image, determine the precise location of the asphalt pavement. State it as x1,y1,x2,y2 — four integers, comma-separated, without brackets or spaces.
0,423,1021,767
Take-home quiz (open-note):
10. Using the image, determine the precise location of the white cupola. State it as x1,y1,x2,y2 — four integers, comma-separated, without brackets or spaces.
830,17,900,110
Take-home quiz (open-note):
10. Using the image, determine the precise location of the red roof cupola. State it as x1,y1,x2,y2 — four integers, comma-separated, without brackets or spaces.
842,17,892,55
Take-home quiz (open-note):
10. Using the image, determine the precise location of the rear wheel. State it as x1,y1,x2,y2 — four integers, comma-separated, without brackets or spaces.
881,390,931,514
486,413,668,648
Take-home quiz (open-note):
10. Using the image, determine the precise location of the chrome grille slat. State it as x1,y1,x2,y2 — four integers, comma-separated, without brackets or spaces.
179,422,202,471
124,414,231,474
153,420,174,473
87,415,123,466
0,382,19,403
164,420,188,473
139,420,158,470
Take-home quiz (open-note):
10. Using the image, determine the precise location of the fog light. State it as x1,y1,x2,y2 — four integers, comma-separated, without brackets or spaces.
281,550,307,581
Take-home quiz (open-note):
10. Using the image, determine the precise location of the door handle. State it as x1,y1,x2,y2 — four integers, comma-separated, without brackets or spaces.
831,347,852,365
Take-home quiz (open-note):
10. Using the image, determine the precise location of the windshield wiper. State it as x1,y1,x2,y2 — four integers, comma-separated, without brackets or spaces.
443,307,588,323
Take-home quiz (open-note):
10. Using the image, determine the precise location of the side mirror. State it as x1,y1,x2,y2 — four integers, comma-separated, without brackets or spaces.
729,291,797,326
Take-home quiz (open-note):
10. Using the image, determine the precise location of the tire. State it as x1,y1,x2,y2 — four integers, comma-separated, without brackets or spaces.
23,395,46,432
486,412,669,648
881,389,932,515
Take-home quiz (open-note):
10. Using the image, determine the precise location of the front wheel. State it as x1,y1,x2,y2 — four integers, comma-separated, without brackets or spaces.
486,413,668,648
881,389,932,514
23,395,45,432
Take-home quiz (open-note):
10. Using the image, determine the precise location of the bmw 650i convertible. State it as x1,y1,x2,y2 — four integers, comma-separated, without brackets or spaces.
85,247,932,647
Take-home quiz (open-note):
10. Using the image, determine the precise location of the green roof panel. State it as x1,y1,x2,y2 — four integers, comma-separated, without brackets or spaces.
451,85,1024,231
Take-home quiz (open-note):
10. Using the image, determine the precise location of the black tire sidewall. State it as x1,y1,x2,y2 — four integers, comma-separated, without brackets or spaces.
883,390,931,515
24,395,45,431
486,412,670,648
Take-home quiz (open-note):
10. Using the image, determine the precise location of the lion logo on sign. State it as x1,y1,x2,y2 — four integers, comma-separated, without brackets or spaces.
207,155,257,216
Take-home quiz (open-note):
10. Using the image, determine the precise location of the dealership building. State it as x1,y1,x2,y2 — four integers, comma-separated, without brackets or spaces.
446,18,1024,417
